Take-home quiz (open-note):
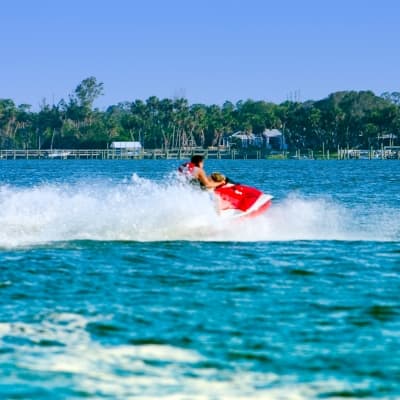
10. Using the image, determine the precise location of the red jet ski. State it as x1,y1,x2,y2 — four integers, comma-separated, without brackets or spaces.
213,181,273,219
178,163,272,219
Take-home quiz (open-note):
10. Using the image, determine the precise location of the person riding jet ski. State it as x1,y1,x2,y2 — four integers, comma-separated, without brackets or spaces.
178,155,225,189
178,156,273,219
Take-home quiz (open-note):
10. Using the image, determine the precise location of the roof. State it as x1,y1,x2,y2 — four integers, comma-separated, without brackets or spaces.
378,134,398,139
262,129,282,138
111,141,142,149
230,131,256,139
229,130,283,139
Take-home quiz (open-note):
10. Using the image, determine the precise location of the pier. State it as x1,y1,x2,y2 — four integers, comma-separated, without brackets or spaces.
337,147,400,160
0,147,399,160
0,148,265,160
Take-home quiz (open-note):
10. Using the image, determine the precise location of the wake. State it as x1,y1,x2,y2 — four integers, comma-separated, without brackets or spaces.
0,175,398,248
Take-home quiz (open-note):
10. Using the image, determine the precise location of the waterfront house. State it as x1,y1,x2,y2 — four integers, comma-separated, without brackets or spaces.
262,129,287,151
378,133,398,147
227,129,286,151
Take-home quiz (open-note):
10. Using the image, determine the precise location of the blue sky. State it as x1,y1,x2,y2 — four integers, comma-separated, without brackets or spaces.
1,0,399,109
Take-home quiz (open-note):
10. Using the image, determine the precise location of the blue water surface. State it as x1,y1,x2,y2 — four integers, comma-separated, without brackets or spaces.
0,160,399,399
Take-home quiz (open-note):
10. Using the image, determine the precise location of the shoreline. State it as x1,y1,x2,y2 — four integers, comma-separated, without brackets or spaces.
1,148,399,161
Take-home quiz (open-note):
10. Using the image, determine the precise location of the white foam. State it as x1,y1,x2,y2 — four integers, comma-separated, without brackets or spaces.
0,177,398,248
0,314,369,400
0,316,372,399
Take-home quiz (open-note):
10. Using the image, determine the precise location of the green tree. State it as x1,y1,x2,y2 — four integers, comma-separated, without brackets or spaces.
74,76,104,110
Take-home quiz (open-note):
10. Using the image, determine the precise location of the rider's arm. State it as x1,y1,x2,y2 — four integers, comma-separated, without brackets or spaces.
197,169,225,189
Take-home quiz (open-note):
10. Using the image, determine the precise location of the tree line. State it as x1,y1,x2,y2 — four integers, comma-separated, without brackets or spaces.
1,76,399,151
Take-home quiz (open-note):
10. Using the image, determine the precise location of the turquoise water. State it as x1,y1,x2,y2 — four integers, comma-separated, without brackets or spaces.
0,160,399,399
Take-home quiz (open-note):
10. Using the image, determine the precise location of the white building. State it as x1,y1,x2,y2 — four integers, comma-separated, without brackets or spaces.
110,141,142,154
262,129,287,150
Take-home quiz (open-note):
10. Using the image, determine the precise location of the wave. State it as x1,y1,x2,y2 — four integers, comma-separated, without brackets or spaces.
0,174,398,248
0,313,375,399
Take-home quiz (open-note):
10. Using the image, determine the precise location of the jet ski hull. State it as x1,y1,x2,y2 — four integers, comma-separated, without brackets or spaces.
214,183,272,219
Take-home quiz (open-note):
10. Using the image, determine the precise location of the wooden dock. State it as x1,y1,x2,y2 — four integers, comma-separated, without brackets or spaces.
2,147,397,161
338,147,400,160
0,148,265,160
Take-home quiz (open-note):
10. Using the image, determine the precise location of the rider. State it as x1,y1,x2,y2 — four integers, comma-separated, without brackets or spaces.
179,155,225,189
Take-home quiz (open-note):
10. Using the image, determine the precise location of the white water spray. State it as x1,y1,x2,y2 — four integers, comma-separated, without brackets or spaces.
0,175,398,248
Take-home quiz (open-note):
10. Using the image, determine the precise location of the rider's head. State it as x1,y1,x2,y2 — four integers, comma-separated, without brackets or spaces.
211,172,225,182
191,155,204,167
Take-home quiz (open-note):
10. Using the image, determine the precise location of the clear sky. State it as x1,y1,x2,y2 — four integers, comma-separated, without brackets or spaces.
1,0,399,109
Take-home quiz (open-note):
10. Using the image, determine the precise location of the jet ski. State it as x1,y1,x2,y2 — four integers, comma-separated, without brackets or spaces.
204,171,273,219
212,177,273,219
178,163,272,219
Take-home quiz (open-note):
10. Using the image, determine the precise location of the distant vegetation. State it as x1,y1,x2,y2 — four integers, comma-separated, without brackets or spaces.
1,76,399,151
